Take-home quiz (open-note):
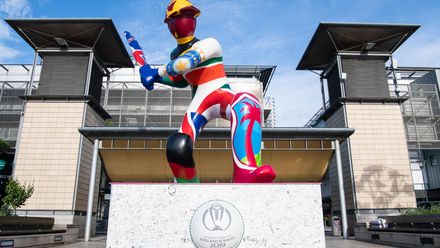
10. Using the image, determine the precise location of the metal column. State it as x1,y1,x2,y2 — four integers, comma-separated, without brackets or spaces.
144,89,148,126
334,139,349,239
85,139,100,242
320,77,327,111
169,89,173,127
118,83,124,127
390,56,400,97
27,51,38,95
84,52,95,95
103,76,110,110
336,54,346,98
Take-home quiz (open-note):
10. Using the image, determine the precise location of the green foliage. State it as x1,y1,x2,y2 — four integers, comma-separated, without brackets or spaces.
1,178,34,215
404,203,440,215
104,119,113,127
0,204,12,216
0,138,10,153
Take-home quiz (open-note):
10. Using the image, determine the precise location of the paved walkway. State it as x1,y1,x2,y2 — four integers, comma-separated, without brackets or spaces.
59,235,397,248
325,236,396,248
59,236,105,248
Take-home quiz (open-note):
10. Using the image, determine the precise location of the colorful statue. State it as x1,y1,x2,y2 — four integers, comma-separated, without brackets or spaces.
125,0,276,183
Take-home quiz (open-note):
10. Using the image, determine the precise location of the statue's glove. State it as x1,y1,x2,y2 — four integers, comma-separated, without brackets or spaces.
139,65,160,91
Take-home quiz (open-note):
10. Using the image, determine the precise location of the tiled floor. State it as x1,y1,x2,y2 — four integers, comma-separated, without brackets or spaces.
59,235,397,248
325,236,396,248
59,236,106,248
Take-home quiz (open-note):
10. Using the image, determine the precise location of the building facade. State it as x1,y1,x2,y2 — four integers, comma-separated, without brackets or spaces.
389,67,440,201
299,23,423,234
312,68,440,203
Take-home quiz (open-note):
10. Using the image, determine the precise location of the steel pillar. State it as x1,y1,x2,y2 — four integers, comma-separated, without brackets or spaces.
334,139,349,239
85,139,99,241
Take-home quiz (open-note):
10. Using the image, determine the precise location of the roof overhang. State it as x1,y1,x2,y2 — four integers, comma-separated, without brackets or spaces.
79,127,354,183
79,127,354,141
5,18,134,68
297,22,420,70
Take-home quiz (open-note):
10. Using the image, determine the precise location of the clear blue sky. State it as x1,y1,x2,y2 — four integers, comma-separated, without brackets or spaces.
1,0,440,126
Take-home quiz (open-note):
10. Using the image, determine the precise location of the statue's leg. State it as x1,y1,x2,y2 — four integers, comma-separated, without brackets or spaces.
166,87,226,183
166,131,198,183
230,92,276,183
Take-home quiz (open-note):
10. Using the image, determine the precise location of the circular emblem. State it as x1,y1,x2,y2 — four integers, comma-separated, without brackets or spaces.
190,200,244,248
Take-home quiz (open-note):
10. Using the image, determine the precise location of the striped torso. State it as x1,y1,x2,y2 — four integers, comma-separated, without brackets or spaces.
183,57,226,86
159,38,227,87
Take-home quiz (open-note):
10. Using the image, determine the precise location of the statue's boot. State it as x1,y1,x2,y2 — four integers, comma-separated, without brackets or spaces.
233,164,276,183
230,92,277,183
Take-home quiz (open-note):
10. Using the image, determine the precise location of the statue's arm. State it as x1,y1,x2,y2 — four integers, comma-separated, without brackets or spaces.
158,38,222,77
158,74,189,88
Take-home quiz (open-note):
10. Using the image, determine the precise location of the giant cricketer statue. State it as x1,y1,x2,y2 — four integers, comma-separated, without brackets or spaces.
125,0,276,183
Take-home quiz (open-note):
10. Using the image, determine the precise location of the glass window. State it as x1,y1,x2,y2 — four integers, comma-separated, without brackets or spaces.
430,155,438,167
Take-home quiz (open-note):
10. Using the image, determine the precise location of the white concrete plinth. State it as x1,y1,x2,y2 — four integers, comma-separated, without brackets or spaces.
107,183,325,248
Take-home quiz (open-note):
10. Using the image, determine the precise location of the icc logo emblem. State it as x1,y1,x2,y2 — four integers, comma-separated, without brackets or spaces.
190,200,244,248
203,203,231,231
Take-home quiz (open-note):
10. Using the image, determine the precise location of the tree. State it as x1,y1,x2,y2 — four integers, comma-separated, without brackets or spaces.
2,178,34,216
0,204,12,216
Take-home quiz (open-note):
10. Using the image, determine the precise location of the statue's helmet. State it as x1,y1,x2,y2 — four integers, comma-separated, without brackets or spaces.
164,0,200,44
